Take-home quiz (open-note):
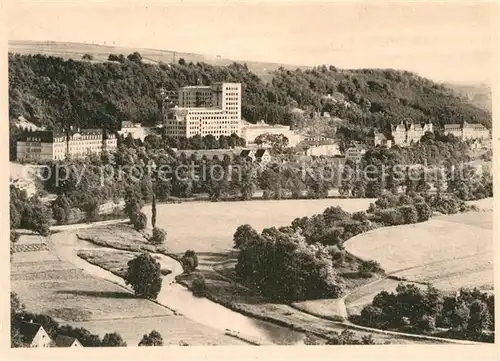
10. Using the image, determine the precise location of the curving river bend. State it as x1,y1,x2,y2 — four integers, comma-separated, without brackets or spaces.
49,223,304,345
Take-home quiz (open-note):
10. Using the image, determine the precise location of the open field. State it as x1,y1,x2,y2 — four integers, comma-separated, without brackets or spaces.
11,236,248,345
143,198,374,253
70,316,246,346
343,209,493,314
291,299,348,321
9,40,310,82
11,250,173,322
76,231,439,344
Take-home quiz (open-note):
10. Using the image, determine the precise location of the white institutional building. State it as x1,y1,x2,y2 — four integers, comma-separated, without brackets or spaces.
444,122,490,140
16,129,117,162
241,120,301,147
163,83,242,138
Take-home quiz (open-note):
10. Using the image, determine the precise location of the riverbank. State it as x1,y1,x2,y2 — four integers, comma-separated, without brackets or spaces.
76,224,457,345
11,231,249,346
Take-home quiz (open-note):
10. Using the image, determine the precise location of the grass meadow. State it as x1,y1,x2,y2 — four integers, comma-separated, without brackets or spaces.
343,204,493,314
143,198,374,253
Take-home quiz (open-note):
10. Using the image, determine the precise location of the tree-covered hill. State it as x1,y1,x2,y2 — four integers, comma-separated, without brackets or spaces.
8,53,491,134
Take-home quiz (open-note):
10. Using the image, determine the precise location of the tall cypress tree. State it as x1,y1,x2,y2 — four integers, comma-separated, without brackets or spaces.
151,194,157,228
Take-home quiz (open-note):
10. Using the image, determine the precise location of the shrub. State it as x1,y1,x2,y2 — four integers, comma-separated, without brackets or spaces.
149,227,166,245
102,332,127,347
233,224,260,249
125,253,162,299
138,330,163,346
360,305,384,327
376,208,404,226
399,205,418,224
132,212,147,231
415,202,432,222
191,273,208,297
352,211,368,222
358,260,383,278
417,315,436,332
181,250,199,273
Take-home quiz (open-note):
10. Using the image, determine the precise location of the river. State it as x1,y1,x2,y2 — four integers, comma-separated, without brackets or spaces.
49,227,305,345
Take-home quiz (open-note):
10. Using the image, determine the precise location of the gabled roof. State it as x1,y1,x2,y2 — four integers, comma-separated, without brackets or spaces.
54,334,79,347
19,321,44,343
444,124,461,129
240,149,252,157
254,149,269,158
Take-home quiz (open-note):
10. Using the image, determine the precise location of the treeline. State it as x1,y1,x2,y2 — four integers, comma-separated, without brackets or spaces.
232,191,476,303
8,53,491,133
10,134,491,234
134,132,246,151
356,285,494,342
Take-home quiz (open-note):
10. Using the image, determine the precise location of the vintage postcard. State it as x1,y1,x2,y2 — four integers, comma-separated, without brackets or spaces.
2,0,498,360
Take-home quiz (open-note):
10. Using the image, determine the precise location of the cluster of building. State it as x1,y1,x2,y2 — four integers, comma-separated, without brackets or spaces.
17,320,82,348
371,120,491,148
13,80,491,163
16,128,117,162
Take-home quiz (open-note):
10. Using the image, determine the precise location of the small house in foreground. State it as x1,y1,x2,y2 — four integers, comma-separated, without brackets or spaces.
18,321,52,348
53,335,82,347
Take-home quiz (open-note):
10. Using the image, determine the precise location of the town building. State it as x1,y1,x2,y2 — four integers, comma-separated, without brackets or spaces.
53,335,82,347
163,83,242,139
444,121,490,140
391,121,434,146
241,120,301,147
370,131,393,148
18,321,52,348
118,121,152,141
345,144,366,162
297,138,340,157
16,128,117,162
240,148,272,163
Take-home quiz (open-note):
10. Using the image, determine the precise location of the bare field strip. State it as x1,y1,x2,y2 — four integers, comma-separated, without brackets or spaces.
71,316,247,346
143,198,373,253
292,299,348,321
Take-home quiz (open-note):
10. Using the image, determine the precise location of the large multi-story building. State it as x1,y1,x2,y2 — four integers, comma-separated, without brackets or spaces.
16,129,117,162
163,83,242,138
444,121,490,140
391,121,434,146
241,120,302,147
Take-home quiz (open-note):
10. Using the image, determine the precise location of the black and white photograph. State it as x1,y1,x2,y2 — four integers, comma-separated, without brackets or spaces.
4,0,497,357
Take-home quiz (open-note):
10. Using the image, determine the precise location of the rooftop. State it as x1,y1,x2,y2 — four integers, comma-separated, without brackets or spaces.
54,334,79,347
19,321,44,343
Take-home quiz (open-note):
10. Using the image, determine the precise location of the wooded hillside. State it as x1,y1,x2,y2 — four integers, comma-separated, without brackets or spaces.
8,53,491,133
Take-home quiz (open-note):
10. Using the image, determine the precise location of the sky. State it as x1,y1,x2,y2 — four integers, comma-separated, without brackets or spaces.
6,0,499,85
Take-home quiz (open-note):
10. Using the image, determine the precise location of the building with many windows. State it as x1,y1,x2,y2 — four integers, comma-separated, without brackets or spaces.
241,120,302,147
391,121,434,146
16,129,117,162
444,121,490,140
163,83,242,138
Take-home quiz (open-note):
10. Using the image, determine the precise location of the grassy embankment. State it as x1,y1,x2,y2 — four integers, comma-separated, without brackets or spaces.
76,224,447,345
